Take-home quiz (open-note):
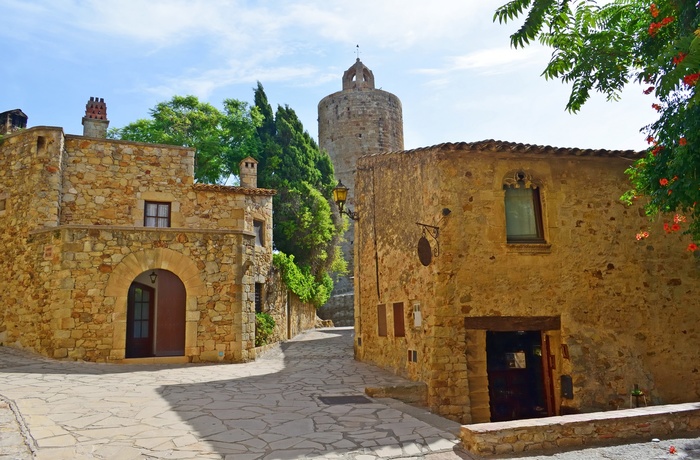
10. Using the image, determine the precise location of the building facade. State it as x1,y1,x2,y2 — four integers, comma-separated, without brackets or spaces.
354,140,700,424
318,59,404,325
0,100,278,363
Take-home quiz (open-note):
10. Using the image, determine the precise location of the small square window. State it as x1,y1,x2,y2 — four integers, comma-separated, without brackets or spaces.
144,202,171,228
254,220,264,246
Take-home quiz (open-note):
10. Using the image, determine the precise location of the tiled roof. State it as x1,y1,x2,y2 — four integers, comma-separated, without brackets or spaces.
361,140,643,159
193,183,276,196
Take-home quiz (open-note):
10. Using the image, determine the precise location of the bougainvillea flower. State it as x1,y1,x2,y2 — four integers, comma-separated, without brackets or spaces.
672,223,681,232
652,103,663,111
684,73,700,87
673,52,687,65
674,214,687,224
664,222,672,233
688,243,698,252
660,178,669,186
650,4,659,17
643,86,655,94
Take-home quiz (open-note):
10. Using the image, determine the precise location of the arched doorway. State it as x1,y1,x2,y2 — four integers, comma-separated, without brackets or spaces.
126,269,186,358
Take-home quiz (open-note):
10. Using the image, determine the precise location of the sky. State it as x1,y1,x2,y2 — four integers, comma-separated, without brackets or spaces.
0,0,654,152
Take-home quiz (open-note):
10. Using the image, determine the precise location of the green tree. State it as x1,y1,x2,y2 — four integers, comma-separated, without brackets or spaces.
495,0,700,247
110,95,261,184
253,83,345,301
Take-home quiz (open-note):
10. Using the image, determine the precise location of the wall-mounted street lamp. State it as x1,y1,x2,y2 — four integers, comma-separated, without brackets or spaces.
332,180,359,221
149,270,158,284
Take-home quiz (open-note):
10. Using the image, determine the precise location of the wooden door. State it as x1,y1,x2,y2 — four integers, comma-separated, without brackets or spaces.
126,282,155,358
541,333,557,416
155,270,186,356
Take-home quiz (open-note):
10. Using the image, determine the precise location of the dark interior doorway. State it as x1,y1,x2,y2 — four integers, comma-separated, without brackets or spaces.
486,330,550,422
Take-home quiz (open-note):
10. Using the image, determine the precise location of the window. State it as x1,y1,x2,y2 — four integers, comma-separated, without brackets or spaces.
377,304,387,337
255,283,263,313
144,202,171,228
254,220,264,246
393,302,405,338
504,172,544,243
0,198,5,212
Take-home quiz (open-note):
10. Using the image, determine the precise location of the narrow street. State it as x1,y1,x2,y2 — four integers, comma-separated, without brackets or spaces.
0,328,698,459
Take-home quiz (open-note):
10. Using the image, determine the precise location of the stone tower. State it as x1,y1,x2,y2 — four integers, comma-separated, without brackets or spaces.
82,97,109,138
317,58,404,326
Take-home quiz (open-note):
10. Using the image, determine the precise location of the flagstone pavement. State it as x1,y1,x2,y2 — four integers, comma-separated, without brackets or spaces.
0,327,471,460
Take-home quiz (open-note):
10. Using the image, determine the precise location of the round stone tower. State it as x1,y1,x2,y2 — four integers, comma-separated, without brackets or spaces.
318,59,404,326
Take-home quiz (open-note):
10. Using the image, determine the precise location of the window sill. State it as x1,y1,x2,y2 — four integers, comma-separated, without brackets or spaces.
506,243,552,254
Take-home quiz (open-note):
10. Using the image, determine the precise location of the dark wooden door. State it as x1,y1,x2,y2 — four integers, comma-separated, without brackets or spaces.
126,282,155,358
487,331,550,422
155,270,186,356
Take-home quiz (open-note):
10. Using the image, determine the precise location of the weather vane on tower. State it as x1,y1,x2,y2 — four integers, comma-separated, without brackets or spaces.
356,44,361,60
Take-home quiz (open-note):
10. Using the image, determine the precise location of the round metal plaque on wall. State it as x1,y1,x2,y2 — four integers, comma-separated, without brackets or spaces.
417,236,432,266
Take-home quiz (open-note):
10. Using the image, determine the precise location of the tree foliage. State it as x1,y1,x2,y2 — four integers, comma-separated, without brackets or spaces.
109,95,261,184
253,82,346,287
495,0,700,245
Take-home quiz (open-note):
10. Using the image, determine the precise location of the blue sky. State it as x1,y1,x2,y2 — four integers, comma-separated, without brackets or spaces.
1,0,653,151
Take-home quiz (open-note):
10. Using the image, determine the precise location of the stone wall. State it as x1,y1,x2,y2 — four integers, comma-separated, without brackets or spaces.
263,267,318,343
0,127,277,363
461,402,700,456
354,141,700,423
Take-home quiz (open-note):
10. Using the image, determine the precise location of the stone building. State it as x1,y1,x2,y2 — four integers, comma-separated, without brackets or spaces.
1,109,28,135
318,58,404,325
353,140,700,424
0,98,286,363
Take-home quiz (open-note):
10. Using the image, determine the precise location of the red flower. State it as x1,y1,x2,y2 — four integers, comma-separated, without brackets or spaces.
652,145,664,156
674,214,687,224
688,243,698,252
679,137,687,146
643,86,655,94
673,52,687,65
672,223,681,232
684,73,700,87
646,135,655,144
652,103,662,111
660,178,669,186
664,222,672,233
660,16,674,26
650,4,659,18
649,22,660,36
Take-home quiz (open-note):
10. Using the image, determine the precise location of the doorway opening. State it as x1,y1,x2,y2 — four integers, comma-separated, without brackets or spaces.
126,269,186,358
486,330,554,422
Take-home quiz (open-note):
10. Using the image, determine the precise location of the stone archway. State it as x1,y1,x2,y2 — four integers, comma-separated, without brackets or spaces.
105,248,206,360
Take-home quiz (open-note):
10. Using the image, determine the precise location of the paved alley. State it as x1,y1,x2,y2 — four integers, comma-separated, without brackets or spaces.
0,328,465,459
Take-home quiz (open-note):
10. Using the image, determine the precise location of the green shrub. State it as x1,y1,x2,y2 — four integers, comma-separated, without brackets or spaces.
255,312,276,347
273,252,333,307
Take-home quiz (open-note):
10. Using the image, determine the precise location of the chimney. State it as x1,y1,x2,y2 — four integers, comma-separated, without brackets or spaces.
239,157,258,188
82,97,109,138
0,109,28,135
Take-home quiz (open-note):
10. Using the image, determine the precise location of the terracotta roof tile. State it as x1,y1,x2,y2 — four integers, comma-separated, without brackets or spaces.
361,140,643,160
193,183,276,196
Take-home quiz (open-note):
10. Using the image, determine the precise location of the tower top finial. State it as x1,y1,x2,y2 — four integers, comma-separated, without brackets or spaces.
342,57,375,91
